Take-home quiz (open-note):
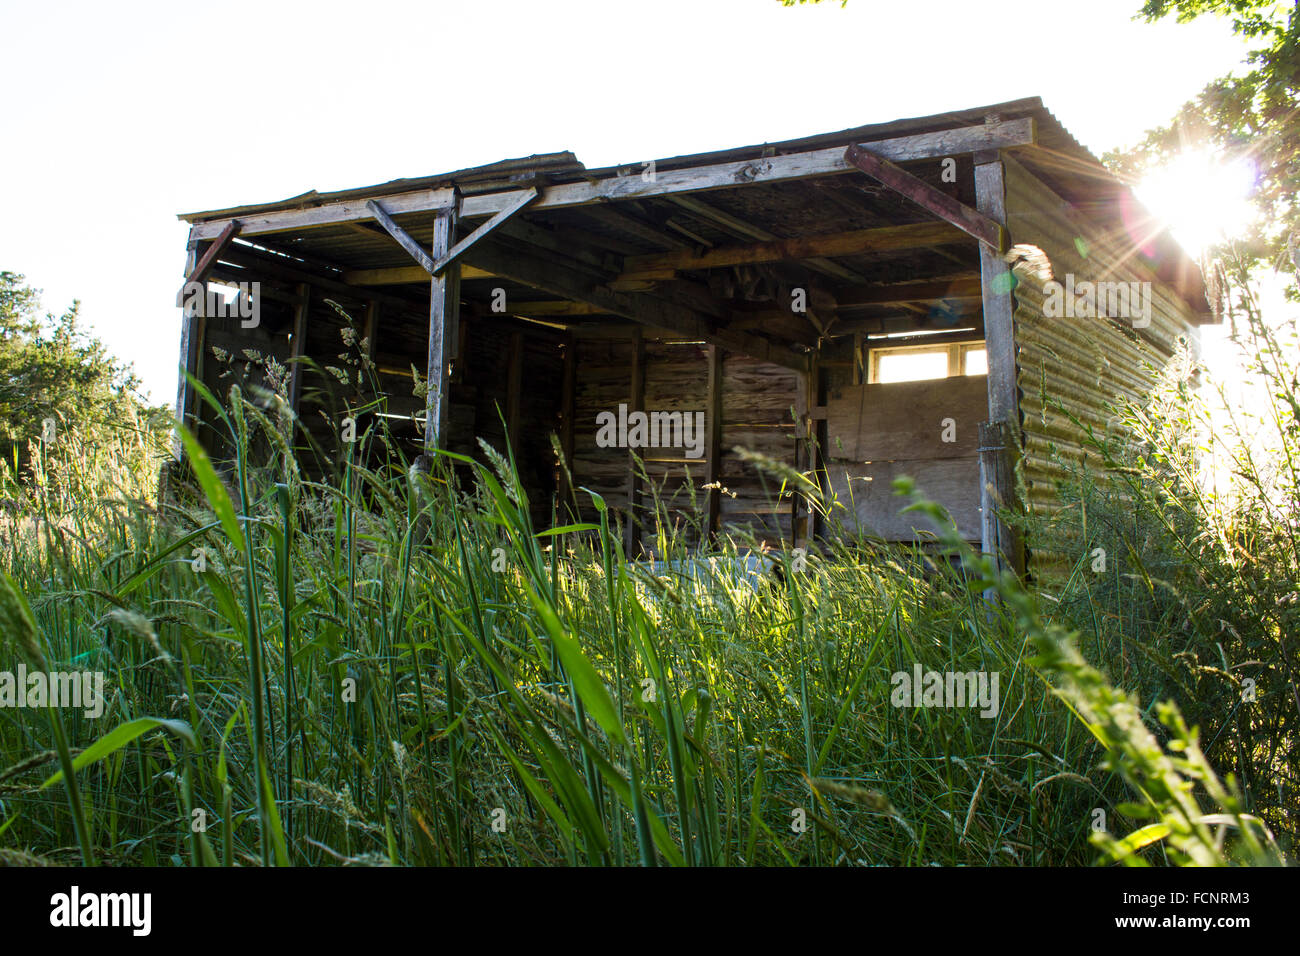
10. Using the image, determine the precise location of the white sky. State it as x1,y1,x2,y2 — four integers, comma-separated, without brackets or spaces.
0,0,1252,406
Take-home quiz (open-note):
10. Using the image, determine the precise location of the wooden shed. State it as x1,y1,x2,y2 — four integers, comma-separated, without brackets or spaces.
173,97,1214,575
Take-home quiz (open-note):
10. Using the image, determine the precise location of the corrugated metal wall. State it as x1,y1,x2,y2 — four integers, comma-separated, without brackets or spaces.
1003,155,1200,581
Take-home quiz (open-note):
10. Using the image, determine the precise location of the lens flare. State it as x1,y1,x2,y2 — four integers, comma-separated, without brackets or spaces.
1132,148,1258,256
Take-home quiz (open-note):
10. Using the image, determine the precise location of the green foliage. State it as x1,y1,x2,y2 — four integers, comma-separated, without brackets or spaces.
1109,0,1299,276
0,350,1286,866
1014,258,1299,860
0,271,1291,865
0,271,170,510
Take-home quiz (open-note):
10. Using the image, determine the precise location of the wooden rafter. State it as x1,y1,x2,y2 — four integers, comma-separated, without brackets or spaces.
580,205,690,251
618,221,965,280
666,194,864,282
508,301,610,316
844,145,1006,253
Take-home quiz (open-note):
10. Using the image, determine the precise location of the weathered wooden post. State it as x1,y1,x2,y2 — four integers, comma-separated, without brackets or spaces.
974,142,1025,577
705,344,724,543
624,327,645,559
425,202,460,451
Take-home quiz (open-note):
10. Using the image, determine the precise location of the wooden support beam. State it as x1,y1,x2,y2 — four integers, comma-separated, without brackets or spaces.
618,221,965,281
173,230,204,458
425,207,460,450
791,354,827,548
506,329,524,455
436,187,538,274
558,333,577,514
809,356,826,544
722,311,820,348
176,220,241,305
560,321,641,339
508,300,611,317
979,420,1021,576
287,282,311,412
454,117,1039,219
366,200,439,275
975,162,1016,428
625,328,645,559
191,189,454,241
344,264,493,285
974,157,1024,576
188,118,1038,240
792,365,809,548
844,145,1007,253
705,344,724,542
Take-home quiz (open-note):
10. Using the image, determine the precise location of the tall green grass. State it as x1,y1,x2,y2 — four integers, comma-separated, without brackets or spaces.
0,314,1289,866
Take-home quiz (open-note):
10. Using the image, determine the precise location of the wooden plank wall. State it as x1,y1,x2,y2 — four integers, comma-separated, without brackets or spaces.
719,355,798,546
572,338,637,517
823,375,986,541
569,340,798,550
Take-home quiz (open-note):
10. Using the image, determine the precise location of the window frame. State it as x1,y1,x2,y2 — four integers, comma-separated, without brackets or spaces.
868,339,987,384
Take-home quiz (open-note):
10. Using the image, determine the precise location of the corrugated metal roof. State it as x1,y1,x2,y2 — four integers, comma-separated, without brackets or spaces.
177,151,586,221
176,97,1210,319
179,98,1072,223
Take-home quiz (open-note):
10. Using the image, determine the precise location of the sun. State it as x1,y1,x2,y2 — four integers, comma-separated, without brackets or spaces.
1133,148,1258,256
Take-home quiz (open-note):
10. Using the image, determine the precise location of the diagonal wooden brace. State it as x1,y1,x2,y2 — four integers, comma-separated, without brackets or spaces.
175,219,241,305
844,144,1006,253
367,199,438,273
435,187,538,273
367,187,539,276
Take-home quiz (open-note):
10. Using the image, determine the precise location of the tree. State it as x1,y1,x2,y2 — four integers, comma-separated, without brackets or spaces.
0,271,168,506
1107,0,1299,283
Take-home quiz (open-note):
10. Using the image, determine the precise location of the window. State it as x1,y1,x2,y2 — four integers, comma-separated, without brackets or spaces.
962,345,987,375
869,340,986,384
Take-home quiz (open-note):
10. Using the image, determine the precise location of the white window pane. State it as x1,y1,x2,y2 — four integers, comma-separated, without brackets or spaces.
876,350,949,383
963,348,988,375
